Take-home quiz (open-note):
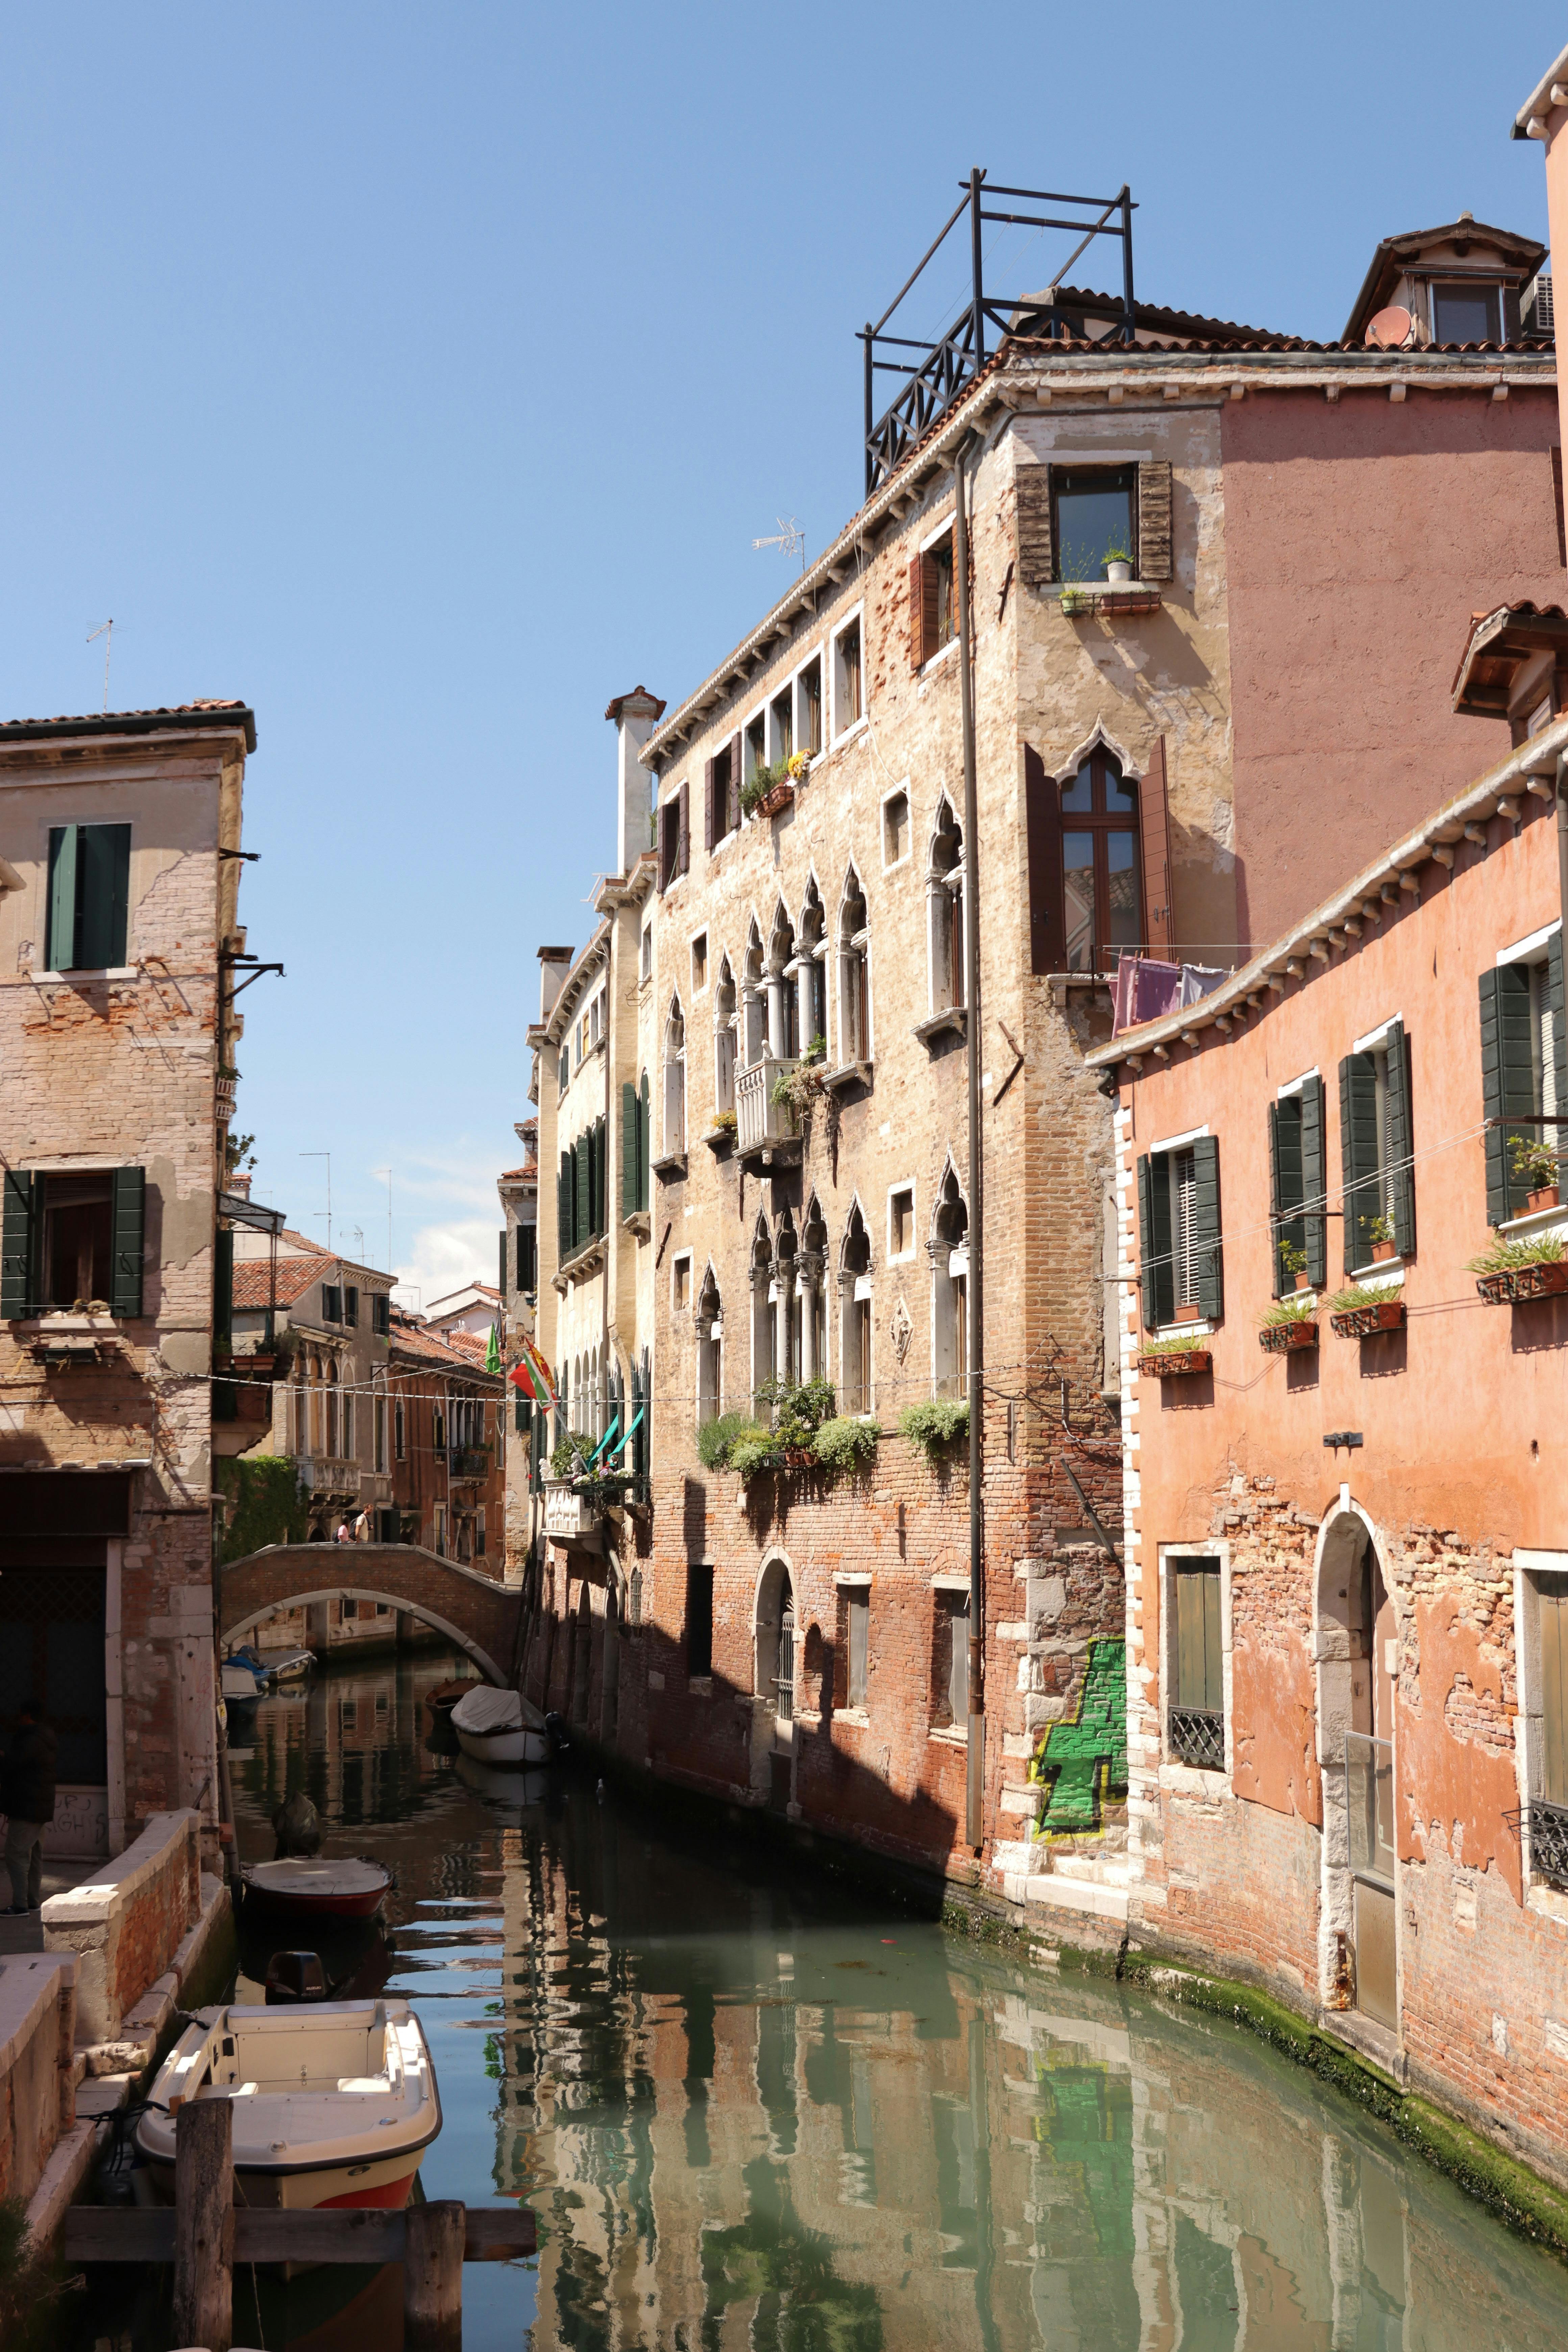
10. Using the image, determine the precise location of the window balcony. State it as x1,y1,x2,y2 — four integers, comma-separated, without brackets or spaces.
447,1446,490,1480
736,1056,801,1157
543,1480,603,1547
1515,1796,1568,1892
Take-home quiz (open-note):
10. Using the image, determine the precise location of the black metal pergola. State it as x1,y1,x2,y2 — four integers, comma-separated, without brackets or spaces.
861,168,1137,497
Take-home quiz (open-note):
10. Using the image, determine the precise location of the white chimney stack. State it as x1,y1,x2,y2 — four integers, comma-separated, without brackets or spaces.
538,945,573,1022
604,685,666,878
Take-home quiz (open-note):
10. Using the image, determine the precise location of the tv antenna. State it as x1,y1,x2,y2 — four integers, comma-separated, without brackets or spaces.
87,619,114,713
752,517,806,572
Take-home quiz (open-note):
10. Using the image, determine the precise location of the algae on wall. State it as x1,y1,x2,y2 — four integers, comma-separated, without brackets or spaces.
215,1454,309,1563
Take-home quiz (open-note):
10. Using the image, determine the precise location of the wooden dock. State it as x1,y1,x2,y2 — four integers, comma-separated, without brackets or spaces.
63,2100,535,2352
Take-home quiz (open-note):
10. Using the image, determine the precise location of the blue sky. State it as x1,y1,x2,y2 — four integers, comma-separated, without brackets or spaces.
2,3,1561,1302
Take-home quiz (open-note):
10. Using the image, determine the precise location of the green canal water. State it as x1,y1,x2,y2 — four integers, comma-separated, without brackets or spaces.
66,1648,1568,2349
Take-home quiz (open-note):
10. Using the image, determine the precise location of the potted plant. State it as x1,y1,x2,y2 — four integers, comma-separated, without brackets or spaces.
1357,1212,1398,1264
1103,542,1133,585
1059,584,1092,618
1509,1132,1561,1214
1328,1281,1405,1338
1277,1238,1311,1293
1259,1299,1318,1353
1136,1332,1212,1377
1466,1230,1568,1303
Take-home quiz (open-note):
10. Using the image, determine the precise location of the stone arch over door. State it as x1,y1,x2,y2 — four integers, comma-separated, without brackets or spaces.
753,1552,797,1808
1314,1500,1400,2034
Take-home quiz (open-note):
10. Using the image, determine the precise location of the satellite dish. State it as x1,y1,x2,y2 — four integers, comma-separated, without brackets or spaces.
1365,305,1415,350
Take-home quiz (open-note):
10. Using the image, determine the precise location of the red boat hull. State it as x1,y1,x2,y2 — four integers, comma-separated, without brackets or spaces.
244,1883,389,1921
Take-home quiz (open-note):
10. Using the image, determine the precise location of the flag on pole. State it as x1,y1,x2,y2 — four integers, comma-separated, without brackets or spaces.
508,1333,557,1412
485,1322,501,1375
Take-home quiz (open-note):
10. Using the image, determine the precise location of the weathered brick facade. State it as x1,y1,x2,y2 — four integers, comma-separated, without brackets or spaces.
0,705,254,1856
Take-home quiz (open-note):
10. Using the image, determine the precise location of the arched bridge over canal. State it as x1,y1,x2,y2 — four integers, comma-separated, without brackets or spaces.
220,1543,522,1687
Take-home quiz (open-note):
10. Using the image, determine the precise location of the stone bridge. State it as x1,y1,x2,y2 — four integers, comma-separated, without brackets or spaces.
219,1543,522,1686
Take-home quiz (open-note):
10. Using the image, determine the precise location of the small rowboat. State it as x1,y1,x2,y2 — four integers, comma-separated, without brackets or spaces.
425,1676,482,1720
136,1997,440,2210
242,1857,392,1922
267,1647,316,1684
451,1683,554,1766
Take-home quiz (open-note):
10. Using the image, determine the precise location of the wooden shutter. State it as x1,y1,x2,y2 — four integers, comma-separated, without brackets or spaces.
573,1141,588,1251
1269,1096,1303,1297
1542,1584,1568,1807
677,781,689,877
1339,1054,1380,1273
1137,460,1173,581
1135,1153,1158,1331
1139,738,1175,952
1301,1075,1327,1289
47,826,77,971
1175,1563,1222,1711
1024,745,1064,974
1015,461,1054,588
727,733,742,835
558,1153,570,1256
214,1227,234,1355
80,824,131,969
596,1116,608,1232
1384,1020,1416,1258
621,1080,638,1218
498,1228,508,1298
657,799,670,892
639,1072,651,1209
1478,964,1534,1224
109,1166,145,1318
1551,930,1567,1127
703,757,716,854
1268,1102,1284,1297
908,554,927,669
1192,1134,1223,1324
2,1170,36,1318
519,1224,535,1291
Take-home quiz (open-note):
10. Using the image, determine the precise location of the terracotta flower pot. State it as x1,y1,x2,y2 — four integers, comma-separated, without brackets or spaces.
1293,1272,1312,1292
1527,1185,1560,1214
1477,1259,1568,1303
1371,1239,1397,1263
1137,1347,1211,1378
1330,1298,1405,1338
757,781,796,819
1260,1319,1317,1353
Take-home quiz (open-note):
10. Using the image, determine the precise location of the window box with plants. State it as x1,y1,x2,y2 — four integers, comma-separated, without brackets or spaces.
1260,1241,1318,1350
769,1036,826,1124
741,750,809,822
1505,1132,1561,1217
697,1380,879,1485
1354,1212,1399,1267
898,1397,969,1463
1328,1282,1405,1338
704,1108,738,1151
1468,1230,1568,1303
1136,1332,1212,1377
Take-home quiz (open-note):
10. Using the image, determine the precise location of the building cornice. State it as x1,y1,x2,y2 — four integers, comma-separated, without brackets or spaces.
642,343,1555,775
1087,713,1568,1071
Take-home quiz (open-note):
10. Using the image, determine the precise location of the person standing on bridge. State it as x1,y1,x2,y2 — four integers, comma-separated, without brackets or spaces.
2,1700,56,1915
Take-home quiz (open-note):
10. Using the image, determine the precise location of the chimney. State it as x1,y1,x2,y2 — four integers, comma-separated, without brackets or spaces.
538,945,574,1023
604,686,667,877
227,1171,253,1200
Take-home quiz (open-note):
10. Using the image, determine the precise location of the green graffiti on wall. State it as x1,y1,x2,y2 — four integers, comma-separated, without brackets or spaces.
1030,1635,1127,1838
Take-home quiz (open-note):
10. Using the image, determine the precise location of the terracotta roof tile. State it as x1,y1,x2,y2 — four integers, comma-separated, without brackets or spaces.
232,1257,323,1310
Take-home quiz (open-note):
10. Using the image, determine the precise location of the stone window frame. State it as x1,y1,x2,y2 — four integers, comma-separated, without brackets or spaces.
880,778,913,875
914,510,960,677
670,1248,693,1317
1513,1546,1568,1929
886,1178,918,1266
829,600,868,749
694,1261,724,1429
688,927,709,1000
1156,1539,1234,1796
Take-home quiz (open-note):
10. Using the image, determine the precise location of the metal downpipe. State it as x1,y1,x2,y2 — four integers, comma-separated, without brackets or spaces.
953,439,985,1853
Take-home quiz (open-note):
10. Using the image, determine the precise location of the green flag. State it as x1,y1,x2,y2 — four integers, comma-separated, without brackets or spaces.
485,1322,501,1375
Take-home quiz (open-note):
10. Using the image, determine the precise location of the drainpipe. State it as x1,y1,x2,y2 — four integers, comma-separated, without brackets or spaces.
1558,750,1568,948
953,436,985,1852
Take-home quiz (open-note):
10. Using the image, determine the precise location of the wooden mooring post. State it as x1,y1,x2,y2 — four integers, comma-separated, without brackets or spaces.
404,2199,465,2352
173,2098,234,2352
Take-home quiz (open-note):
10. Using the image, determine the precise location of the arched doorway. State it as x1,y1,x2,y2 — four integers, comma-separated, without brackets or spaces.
755,1556,796,1810
1316,1506,1399,2032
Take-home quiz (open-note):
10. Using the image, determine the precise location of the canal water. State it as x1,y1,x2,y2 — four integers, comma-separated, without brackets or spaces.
72,1648,1568,2350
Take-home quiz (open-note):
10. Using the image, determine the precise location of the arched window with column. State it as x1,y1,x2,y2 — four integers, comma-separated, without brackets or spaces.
800,1197,828,1383
839,1204,873,1414
696,1266,722,1425
749,1218,774,1412
1059,749,1143,972
663,996,686,1156
796,877,827,1055
775,1209,799,1387
742,920,766,1065
927,799,965,1014
714,956,737,1116
930,1161,969,1399
837,866,871,1066
325,1357,340,1459
767,902,798,1060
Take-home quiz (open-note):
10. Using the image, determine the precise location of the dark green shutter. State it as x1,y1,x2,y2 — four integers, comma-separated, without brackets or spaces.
558,1154,570,1256
1478,968,1509,1226
46,827,77,970
1551,932,1567,1137
595,1116,607,1234
1384,1020,1415,1258
1135,1154,1158,1331
639,1072,651,1210
1301,1075,1327,1288
1339,1053,1380,1273
1267,1100,1281,1298
214,1226,234,1356
621,1081,638,1218
79,824,130,968
499,1228,509,1297
109,1167,145,1318
1269,1098,1305,1297
1192,1133,1223,1324
1,1170,37,1319
1478,960,1545,1223
574,1139,588,1251
519,1224,535,1291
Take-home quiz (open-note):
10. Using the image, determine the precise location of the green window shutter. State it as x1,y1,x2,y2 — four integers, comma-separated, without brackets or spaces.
214,1227,234,1356
79,824,131,969
109,1167,145,1318
1,1170,37,1319
574,1139,588,1251
1269,1099,1304,1298
594,1116,607,1235
1551,931,1567,1137
1477,968,1509,1226
621,1081,638,1219
639,1071,651,1210
519,1224,535,1292
46,826,78,970
499,1228,509,1298
1339,1054,1379,1274
557,1155,568,1257
1383,1020,1415,1257
1301,1075,1327,1289
1135,1153,1158,1331
1192,1134,1223,1324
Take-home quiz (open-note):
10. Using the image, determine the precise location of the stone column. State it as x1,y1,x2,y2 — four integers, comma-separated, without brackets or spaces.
798,1252,823,1381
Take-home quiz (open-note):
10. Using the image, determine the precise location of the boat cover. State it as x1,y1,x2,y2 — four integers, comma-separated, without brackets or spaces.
245,1858,390,1899
451,1684,548,1737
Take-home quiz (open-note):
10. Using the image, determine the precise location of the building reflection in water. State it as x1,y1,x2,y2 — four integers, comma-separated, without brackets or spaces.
232,1660,1568,2352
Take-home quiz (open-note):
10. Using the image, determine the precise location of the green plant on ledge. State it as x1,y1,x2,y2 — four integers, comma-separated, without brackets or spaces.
1137,1333,1209,1358
1357,1210,1396,1249
1261,1298,1316,1328
1466,1230,1566,1274
899,1396,969,1458
757,1376,835,1449
1277,1237,1307,1284
812,1415,881,1474
711,1107,738,1136
1508,1132,1561,1191
696,1409,764,1470
740,749,809,816
550,1430,598,1480
1326,1280,1402,1314
771,1059,823,1117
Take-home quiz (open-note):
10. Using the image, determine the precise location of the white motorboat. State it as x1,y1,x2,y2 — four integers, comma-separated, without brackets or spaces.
222,1657,268,1701
267,1647,316,1683
136,1996,440,2210
451,1682,554,1766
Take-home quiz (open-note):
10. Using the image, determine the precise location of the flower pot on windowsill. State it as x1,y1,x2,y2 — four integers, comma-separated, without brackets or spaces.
1137,1346,1211,1378
1059,588,1092,618
1330,1298,1405,1338
1293,1271,1312,1293
1527,1185,1561,1214
1370,1239,1398,1263
1475,1259,1568,1303
1259,1318,1317,1353
1105,560,1133,584
757,781,796,819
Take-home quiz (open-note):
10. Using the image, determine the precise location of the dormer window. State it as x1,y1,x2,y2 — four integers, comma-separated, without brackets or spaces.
1431,282,1499,346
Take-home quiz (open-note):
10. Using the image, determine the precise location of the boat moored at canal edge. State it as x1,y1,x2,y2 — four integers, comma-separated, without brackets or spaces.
241,1856,393,1921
